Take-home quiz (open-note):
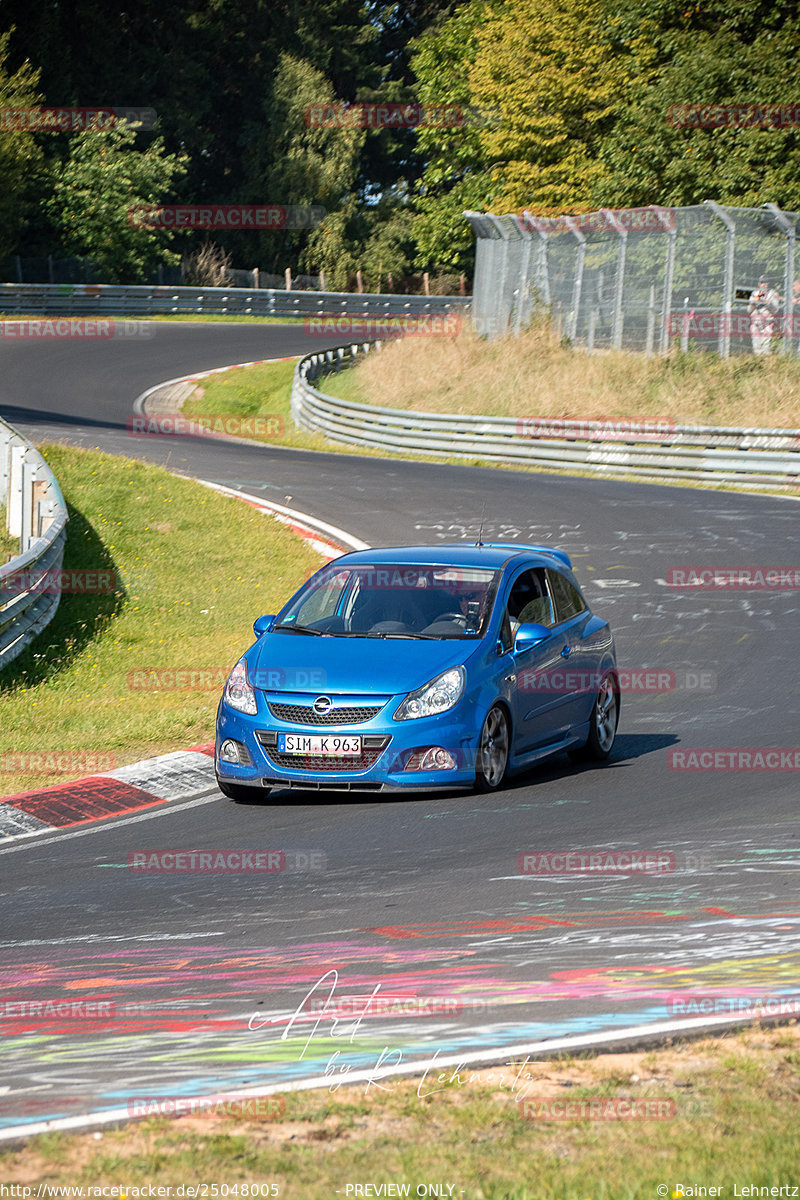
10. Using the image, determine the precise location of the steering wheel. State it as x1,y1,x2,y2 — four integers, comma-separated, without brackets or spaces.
436,611,465,623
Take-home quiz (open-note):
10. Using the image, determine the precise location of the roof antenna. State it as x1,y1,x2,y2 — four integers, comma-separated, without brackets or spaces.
476,502,486,547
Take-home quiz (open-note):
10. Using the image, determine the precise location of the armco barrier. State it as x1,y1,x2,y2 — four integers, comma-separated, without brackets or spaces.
0,283,470,320
291,343,800,490
0,418,68,669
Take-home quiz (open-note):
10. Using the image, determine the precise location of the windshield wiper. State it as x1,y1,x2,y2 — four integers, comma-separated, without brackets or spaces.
273,623,325,635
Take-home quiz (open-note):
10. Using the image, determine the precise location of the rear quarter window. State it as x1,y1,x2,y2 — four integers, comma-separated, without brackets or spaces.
547,570,586,623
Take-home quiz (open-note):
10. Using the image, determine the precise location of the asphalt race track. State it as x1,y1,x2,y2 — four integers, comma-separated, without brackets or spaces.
1,322,798,1135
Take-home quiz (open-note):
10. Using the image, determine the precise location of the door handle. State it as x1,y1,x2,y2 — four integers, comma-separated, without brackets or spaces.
560,645,572,658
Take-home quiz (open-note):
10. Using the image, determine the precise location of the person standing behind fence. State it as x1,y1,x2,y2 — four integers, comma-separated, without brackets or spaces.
748,275,781,355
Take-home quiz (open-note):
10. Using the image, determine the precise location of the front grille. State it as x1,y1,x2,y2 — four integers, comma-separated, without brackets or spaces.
267,747,385,772
256,731,390,773
268,702,384,726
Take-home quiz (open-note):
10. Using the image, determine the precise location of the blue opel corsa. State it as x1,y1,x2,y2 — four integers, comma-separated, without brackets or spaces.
215,543,619,798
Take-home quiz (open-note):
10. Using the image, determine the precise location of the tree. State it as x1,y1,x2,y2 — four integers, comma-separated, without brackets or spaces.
410,0,499,270
44,123,188,281
0,33,45,256
468,0,625,213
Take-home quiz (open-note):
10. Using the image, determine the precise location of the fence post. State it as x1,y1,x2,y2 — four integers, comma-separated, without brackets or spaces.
660,227,677,355
319,269,326,292
513,217,534,337
646,284,656,356
681,297,690,353
704,200,735,360
565,216,586,342
601,210,627,350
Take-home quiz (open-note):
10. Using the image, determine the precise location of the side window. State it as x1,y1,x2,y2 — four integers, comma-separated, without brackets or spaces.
505,568,554,629
547,570,586,623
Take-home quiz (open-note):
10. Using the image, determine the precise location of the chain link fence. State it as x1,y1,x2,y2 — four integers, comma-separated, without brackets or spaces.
465,203,800,357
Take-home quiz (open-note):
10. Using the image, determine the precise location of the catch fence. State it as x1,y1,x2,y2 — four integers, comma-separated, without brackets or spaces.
465,202,800,356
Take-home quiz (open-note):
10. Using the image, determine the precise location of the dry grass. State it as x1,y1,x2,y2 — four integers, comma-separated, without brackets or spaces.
337,319,800,429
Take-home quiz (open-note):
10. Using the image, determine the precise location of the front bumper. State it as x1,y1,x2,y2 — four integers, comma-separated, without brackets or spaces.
215,695,480,793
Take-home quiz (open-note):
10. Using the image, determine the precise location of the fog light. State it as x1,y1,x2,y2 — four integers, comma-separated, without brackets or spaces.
404,746,457,772
219,739,252,766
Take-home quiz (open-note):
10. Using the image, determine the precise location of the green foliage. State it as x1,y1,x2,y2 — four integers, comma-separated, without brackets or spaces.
0,33,45,256
410,0,500,268
43,124,188,282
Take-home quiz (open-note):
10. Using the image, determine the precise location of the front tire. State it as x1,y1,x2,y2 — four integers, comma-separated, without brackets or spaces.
570,673,619,762
217,778,272,802
474,704,510,792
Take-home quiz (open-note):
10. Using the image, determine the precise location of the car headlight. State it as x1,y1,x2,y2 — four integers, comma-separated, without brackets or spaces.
394,667,465,720
223,657,258,715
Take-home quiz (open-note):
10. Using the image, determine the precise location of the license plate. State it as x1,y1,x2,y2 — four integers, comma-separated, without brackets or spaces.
278,734,362,756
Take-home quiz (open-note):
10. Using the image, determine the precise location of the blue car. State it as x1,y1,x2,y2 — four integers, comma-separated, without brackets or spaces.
215,543,619,798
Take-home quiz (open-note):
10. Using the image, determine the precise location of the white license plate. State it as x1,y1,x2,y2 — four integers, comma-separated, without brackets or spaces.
278,734,362,756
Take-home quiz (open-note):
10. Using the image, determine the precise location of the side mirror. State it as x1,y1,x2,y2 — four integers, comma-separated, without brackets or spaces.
514,622,551,653
253,614,275,638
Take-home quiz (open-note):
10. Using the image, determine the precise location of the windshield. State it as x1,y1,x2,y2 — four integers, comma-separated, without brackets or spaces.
274,564,500,639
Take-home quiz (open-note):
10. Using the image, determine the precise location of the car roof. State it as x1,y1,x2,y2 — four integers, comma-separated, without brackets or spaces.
332,543,573,570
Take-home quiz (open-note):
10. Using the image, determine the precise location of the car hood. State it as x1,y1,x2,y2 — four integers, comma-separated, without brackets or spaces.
249,632,475,696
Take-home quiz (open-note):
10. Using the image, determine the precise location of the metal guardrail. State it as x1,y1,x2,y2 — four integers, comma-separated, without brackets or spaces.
0,418,68,670
0,283,471,320
292,343,800,490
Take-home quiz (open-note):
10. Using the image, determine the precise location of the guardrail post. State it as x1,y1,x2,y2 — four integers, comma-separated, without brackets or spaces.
8,443,25,539
21,458,33,549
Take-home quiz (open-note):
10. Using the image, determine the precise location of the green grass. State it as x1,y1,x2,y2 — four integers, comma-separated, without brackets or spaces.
0,1025,797,1196
0,444,322,794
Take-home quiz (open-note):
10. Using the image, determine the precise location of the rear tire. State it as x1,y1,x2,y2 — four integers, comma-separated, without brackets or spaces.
474,704,510,792
217,779,272,802
570,673,619,762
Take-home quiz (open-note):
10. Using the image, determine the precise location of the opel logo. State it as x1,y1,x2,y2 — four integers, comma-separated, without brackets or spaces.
313,695,333,715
